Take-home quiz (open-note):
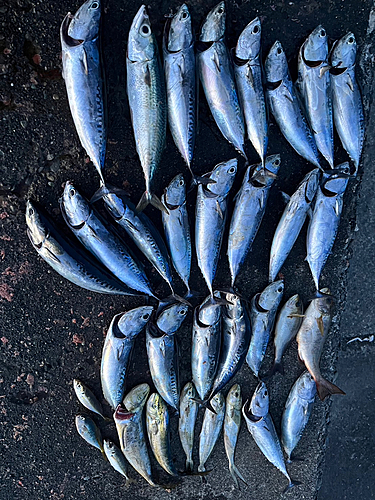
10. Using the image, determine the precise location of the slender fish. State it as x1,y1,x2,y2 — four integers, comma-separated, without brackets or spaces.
179,382,199,472
75,415,104,456
198,392,225,472
73,379,106,419
104,440,132,483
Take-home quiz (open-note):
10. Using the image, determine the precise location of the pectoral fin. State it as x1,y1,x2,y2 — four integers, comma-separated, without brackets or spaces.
316,315,324,336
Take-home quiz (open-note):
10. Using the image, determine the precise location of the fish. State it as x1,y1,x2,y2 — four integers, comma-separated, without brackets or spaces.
270,294,304,376
161,174,192,295
60,181,155,297
296,288,345,400
146,303,189,411
25,200,132,295
179,382,199,472
246,280,284,378
191,293,222,401
114,384,157,487
195,159,237,296
75,414,104,456
306,163,350,289
101,306,153,409
330,32,364,174
224,384,247,487
269,168,320,282
126,5,167,213
163,4,197,179
228,155,281,287
197,2,245,156
265,41,320,168
146,392,179,476
103,439,132,484
242,382,300,492
73,379,106,419
297,26,334,168
198,392,225,472
234,17,267,166
281,371,316,462
60,0,106,183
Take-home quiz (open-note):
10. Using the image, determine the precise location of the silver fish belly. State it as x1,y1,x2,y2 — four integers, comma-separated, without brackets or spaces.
198,392,225,472
224,384,246,487
179,382,199,472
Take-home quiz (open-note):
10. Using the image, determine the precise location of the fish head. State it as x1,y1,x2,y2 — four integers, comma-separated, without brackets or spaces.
197,292,222,326
210,391,225,413
304,169,320,203
297,371,317,400
26,200,47,247
249,381,269,417
227,383,242,410
224,293,242,320
73,378,85,396
104,192,126,220
116,306,154,339
287,294,303,315
257,280,284,311
322,166,350,196
103,439,118,458
235,17,261,60
265,41,288,83
315,288,334,316
127,5,156,62
205,158,237,197
75,414,96,436
330,32,357,68
157,302,189,334
123,383,150,411
167,4,193,52
251,154,281,187
61,181,90,226
303,25,328,62
164,174,186,207
182,381,196,400
200,1,225,42
146,392,166,421
68,0,101,42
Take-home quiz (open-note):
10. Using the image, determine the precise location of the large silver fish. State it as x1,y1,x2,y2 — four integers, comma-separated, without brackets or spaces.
198,392,225,472
281,371,316,462
60,0,105,182
265,41,320,168
101,306,153,409
297,26,334,168
246,280,284,378
269,169,320,282
164,4,197,178
196,159,237,296
306,163,350,289
127,5,167,213
228,155,281,287
330,32,364,173
234,17,267,165
242,382,300,492
60,181,155,297
224,384,246,487
296,289,345,400
179,382,199,472
197,2,245,156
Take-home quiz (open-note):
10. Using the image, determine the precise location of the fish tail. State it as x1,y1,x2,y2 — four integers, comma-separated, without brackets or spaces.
316,377,345,401
136,191,169,214
198,464,206,473
268,360,284,377
191,397,217,415
90,182,109,204
186,458,194,473
229,463,248,488
283,479,302,493
100,448,108,462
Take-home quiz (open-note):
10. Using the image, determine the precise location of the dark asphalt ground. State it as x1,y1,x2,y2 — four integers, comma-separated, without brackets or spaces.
1,0,374,499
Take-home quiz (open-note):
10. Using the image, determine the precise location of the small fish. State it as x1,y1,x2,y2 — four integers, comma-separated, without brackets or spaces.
270,294,304,376
127,5,167,213
198,392,225,472
101,306,153,409
162,174,192,295
306,163,350,289
296,288,345,400
197,2,245,156
179,382,199,472
242,382,300,492
60,0,106,183
265,41,320,168
75,414,104,456
246,280,284,378
103,439,132,484
330,32,364,173
224,384,247,487
269,169,320,282
281,371,316,462
73,379,106,419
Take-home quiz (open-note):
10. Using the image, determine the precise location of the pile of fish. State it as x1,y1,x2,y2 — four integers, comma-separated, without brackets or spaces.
25,0,365,492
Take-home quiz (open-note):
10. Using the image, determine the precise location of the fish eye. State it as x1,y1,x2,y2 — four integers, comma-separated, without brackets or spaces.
234,392,239,397
143,313,150,320
217,7,224,14
277,47,282,55
253,25,260,34
277,286,283,293
274,159,280,166
69,188,76,197
181,11,188,20
320,29,326,37
348,36,354,44
180,308,187,315
179,179,184,186
29,207,34,216
264,390,268,396
228,166,236,174
90,1,99,9
141,24,151,36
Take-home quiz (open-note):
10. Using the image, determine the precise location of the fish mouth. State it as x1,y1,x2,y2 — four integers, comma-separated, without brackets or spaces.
114,405,135,421
61,13,84,47
242,399,262,422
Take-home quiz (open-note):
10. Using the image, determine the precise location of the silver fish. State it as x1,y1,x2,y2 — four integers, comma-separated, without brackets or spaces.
234,17,267,165
60,181,155,297
60,0,105,182
296,288,345,400
73,379,106,419
246,280,284,378
196,159,237,296
198,392,225,472
297,26,334,168
127,5,167,213
330,32,364,173
265,41,320,168
306,163,350,289
162,174,191,295
224,384,247,487
101,306,153,409
179,382,199,472
75,414,104,456
281,371,316,462
103,439,131,483
269,168,320,282
270,294,304,376
197,2,245,156
228,155,281,287
164,4,197,178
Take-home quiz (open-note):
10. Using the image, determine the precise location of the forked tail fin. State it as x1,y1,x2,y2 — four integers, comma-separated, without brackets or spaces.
136,191,169,214
316,377,345,401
